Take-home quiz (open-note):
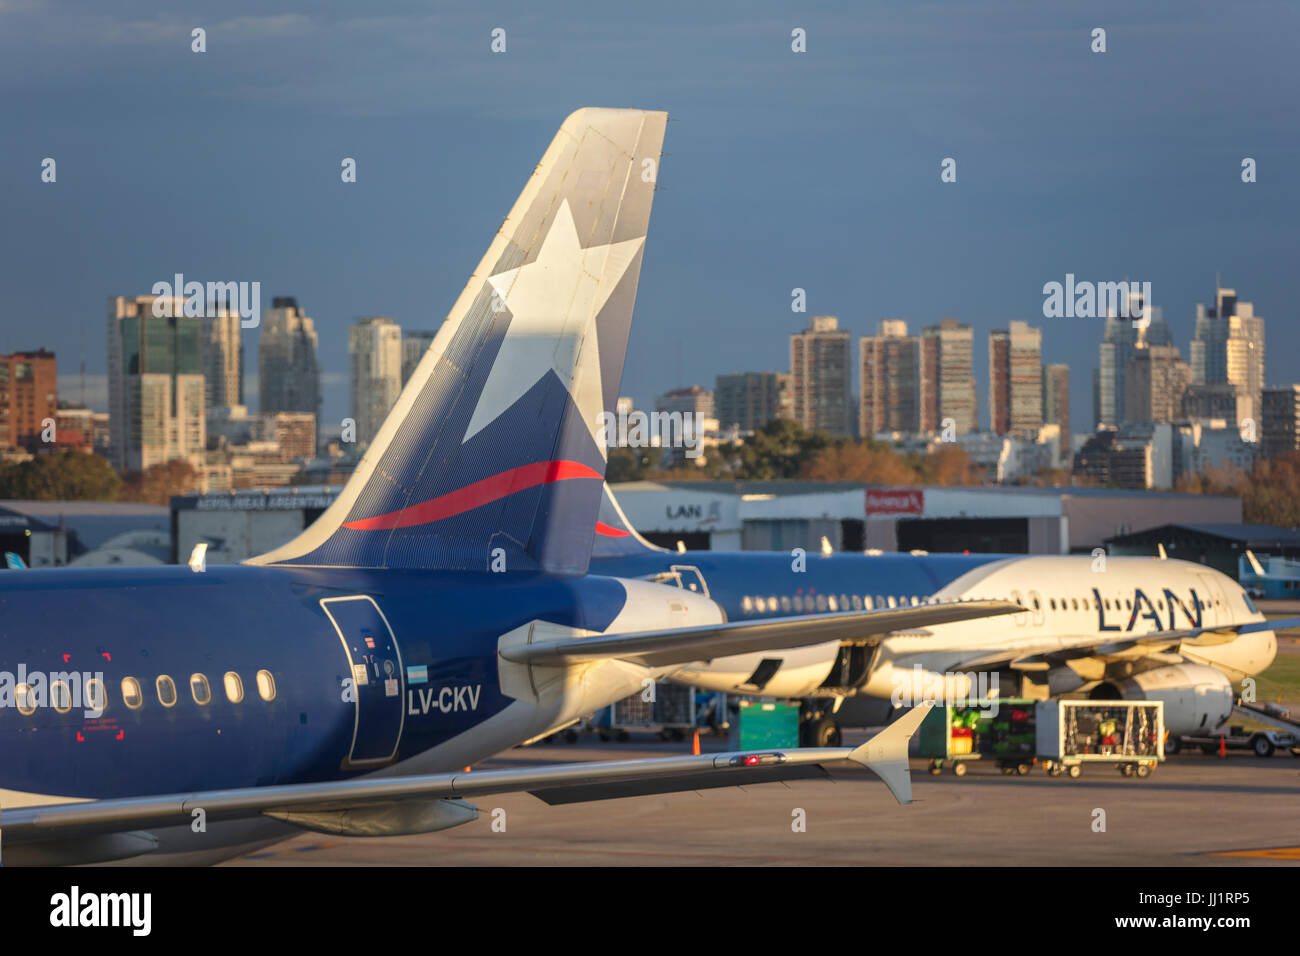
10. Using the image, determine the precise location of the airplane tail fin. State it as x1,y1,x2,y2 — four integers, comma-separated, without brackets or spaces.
247,109,668,573
847,702,934,805
592,483,669,558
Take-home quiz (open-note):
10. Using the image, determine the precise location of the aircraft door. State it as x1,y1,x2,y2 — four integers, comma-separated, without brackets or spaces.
322,596,405,769
1194,574,1224,627
1028,589,1045,626
1010,589,1028,626
670,564,710,597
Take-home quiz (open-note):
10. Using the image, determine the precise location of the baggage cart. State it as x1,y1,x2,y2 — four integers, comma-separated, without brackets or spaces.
1035,700,1163,778
917,699,1039,776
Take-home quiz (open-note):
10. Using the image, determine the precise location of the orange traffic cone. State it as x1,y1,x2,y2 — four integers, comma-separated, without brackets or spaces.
691,730,701,755
1218,735,1226,759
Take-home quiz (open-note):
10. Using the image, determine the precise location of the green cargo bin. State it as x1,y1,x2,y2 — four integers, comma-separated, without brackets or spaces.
735,699,801,749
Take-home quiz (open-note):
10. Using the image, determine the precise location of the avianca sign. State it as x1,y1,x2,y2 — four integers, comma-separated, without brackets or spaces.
867,488,923,515
1093,587,1205,632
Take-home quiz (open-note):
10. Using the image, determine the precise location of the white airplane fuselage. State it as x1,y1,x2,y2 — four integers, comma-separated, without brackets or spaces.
658,556,1275,735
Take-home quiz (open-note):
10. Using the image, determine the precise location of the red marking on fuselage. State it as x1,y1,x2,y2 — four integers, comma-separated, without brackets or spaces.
343,460,602,531
594,521,630,537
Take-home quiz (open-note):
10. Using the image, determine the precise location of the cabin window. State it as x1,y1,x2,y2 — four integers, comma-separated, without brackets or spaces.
1031,596,1041,610
865,596,875,609
1071,598,1078,611
16,683,37,715
1104,598,1111,610
190,673,211,706
1049,599,1057,610
51,681,72,714
827,595,838,611
793,595,805,611
224,671,245,703
742,595,754,613
1125,599,1132,610
121,677,143,710
156,675,177,708
816,594,828,612
780,596,791,612
852,595,863,610
256,669,277,702
85,678,106,714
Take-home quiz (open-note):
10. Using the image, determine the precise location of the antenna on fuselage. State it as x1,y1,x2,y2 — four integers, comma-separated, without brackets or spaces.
1156,542,1167,560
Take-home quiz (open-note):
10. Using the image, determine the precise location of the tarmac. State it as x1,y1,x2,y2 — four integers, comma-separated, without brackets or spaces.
225,730,1300,866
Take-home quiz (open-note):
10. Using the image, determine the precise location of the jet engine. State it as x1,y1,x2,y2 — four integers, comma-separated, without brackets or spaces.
1089,663,1234,735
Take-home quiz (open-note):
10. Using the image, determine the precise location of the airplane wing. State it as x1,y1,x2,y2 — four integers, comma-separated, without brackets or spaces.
0,704,932,851
953,616,1300,672
500,601,1022,668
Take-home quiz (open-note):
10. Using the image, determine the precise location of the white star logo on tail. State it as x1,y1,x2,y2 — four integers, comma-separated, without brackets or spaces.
462,199,644,453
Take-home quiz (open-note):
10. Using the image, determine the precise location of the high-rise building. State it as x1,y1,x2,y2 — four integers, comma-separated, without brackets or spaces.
0,350,57,452
107,295,206,471
349,316,403,449
1189,283,1265,428
1125,345,1192,424
859,320,919,436
1262,385,1300,459
1182,383,1246,423
202,312,242,409
260,411,317,462
790,316,852,438
655,385,714,420
401,329,437,386
919,318,976,435
1095,293,1173,428
259,297,321,430
988,321,1043,437
714,371,792,432
1043,363,1070,438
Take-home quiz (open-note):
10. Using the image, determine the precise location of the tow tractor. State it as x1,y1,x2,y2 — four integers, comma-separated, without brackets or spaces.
1168,700,1300,757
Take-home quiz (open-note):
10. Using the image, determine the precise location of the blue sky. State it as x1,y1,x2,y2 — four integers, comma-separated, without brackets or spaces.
2,0,1297,432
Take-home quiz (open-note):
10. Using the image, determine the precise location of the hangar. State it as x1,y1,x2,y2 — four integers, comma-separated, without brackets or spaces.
166,481,1243,563
607,481,1241,556
1104,522,1300,579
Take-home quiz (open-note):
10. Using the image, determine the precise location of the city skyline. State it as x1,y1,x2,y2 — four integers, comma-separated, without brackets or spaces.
3,3,1296,439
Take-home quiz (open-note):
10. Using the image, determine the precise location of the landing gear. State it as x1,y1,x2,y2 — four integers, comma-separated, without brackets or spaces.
799,702,842,748
803,715,842,748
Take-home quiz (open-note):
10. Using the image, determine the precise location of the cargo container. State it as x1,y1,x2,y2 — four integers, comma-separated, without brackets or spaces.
1035,700,1163,778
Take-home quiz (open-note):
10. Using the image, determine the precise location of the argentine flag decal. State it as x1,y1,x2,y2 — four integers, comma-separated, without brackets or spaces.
407,665,429,685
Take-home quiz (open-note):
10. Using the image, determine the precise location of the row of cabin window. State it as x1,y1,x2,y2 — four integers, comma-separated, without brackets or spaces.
739,592,1226,616
13,670,276,717
741,594,928,614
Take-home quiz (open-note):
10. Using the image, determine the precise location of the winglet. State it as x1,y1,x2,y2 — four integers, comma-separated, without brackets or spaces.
848,701,934,805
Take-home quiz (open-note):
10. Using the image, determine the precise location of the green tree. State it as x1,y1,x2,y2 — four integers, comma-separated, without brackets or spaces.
118,460,202,505
0,451,122,501
726,418,838,479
